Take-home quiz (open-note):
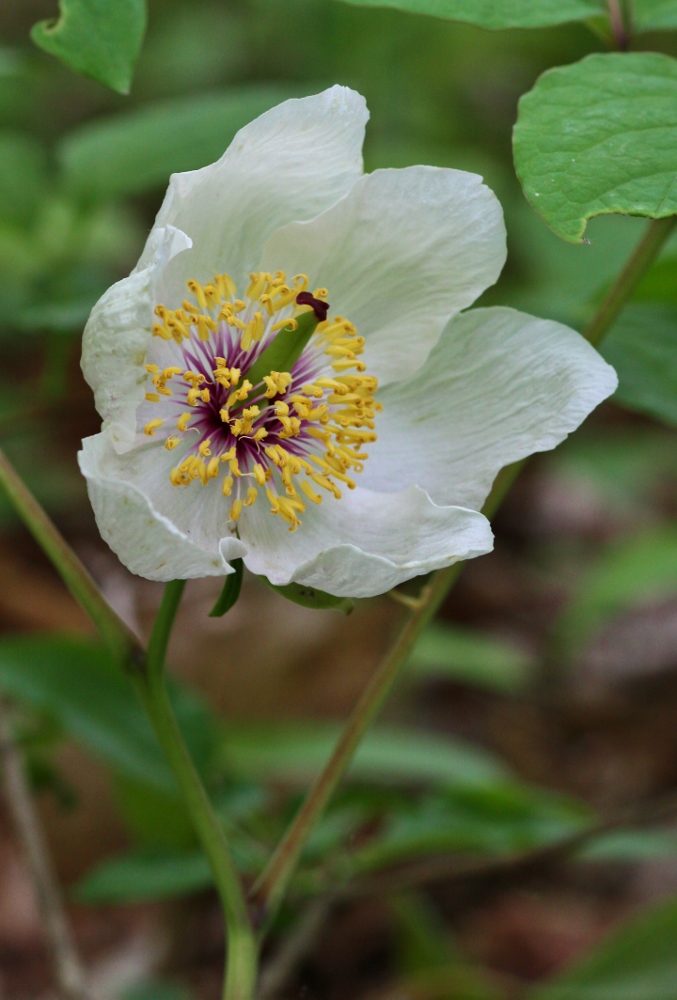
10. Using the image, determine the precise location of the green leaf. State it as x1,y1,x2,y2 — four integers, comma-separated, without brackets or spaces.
0,636,215,792
581,829,677,861
31,0,146,95
635,0,677,30
555,528,677,657
219,722,509,788
600,304,677,427
261,578,355,614
529,894,677,1000
74,848,212,904
337,0,604,29
209,559,243,618
59,85,304,200
513,53,677,243
408,623,534,693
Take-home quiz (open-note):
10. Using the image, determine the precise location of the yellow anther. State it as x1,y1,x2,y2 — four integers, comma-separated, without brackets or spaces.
186,388,201,406
244,487,258,507
222,476,234,496
177,412,192,432
196,315,215,341
153,323,171,340
216,273,236,299
162,367,183,380
247,272,269,299
144,418,164,436
187,279,207,308
313,287,329,300
301,382,324,398
300,479,323,504
165,436,181,450
203,283,220,309
207,457,220,478
145,392,160,403
145,364,160,374
271,316,297,333
253,427,268,442
221,447,237,462
219,408,230,423
198,439,211,457
200,388,210,403
183,370,205,386
229,499,243,522
274,401,289,417
253,464,267,487
334,359,366,372
309,472,341,499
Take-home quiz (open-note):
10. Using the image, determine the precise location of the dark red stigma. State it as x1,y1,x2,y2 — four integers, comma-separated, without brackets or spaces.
296,291,330,322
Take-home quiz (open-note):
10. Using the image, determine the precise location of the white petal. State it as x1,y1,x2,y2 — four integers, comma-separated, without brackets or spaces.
149,86,368,294
79,433,246,582
360,306,618,510
81,225,192,453
238,485,493,599
259,167,506,384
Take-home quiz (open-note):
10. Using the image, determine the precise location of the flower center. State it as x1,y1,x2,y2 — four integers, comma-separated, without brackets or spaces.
140,271,380,532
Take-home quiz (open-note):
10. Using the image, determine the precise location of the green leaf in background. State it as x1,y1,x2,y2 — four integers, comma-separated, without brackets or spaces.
513,53,677,243
600,304,677,427
338,0,604,29
75,848,212,904
635,0,677,29
0,133,48,226
0,636,215,792
219,722,509,789
59,85,304,199
555,528,677,657
123,979,193,1000
529,894,677,1000
581,828,677,861
408,623,534,693
31,0,146,95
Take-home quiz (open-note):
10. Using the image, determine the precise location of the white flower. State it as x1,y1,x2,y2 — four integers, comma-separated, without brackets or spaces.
79,86,617,599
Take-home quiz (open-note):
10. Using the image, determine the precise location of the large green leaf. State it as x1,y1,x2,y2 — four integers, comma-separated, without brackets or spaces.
600,304,677,427
219,722,509,788
529,894,677,1000
59,85,303,200
31,0,146,95
338,0,604,29
513,53,677,243
0,133,48,225
0,636,215,792
408,623,534,693
337,0,677,31
75,848,212,904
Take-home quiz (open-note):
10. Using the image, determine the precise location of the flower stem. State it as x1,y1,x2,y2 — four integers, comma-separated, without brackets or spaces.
0,446,141,668
251,213,676,924
135,581,258,1000
584,216,676,346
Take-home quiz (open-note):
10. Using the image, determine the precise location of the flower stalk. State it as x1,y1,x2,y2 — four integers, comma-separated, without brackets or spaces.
250,213,675,924
134,580,257,1000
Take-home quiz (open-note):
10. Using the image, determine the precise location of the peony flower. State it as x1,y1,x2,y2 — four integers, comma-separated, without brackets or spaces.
79,86,617,599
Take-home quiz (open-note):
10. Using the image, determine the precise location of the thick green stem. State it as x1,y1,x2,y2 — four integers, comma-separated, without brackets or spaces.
251,214,675,923
137,580,257,1000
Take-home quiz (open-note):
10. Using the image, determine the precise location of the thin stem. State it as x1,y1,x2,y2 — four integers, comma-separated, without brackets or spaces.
135,583,258,1000
251,214,676,923
146,579,186,682
584,216,676,346
0,446,141,668
0,698,89,1000
607,0,629,49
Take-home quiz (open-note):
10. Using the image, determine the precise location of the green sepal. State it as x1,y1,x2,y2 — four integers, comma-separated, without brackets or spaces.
261,577,355,614
242,310,320,393
209,559,244,617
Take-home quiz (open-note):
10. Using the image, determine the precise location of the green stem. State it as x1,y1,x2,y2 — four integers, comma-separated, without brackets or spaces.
584,216,676,346
0,446,141,667
251,214,675,924
136,581,258,1000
